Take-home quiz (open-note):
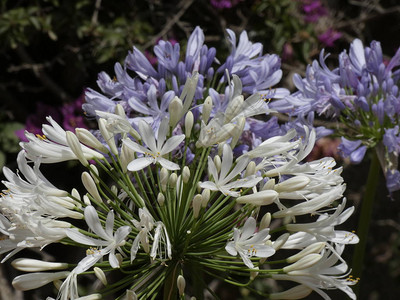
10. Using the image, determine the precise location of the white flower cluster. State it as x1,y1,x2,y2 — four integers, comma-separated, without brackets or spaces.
1,78,358,298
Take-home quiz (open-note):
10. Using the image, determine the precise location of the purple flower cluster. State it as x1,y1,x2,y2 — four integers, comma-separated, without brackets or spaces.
210,0,240,9
301,0,327,23
16,95,87,142
271,39,400,193
83,26,296,157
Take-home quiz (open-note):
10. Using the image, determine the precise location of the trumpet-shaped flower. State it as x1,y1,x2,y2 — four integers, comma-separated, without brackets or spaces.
123,118,185,171
66,206,131,268
225,217,275,268
200,144,262,197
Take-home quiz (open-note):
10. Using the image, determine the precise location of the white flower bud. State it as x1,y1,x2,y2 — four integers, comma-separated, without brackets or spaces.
283,254,322,273
76,128,108,153
244,161,257,178
94,267,107,286
236,190,278,206
192,194,203,218
201,189,210,208
270,285,313,299
177,275,186,296
111,185,118,196
224,95,244,123
202,96,213,124
120,143,136,172
157,192,165,206
12,271,70,291
11,259,68,272
273,233,290,250
262,179,275,190
286,242,326,263
125,290,138,300
230,116,245,149
169,173,178,186
250,270,259,280
160,168,169,191
185,111,194,137
213,155,221,173
99,118,117,155
116,253,123,267
169,96,183,128
83,194,91,206
82,172,102,203
89,165,100,184
182,166,190,183
66,131,89,166
259,212,271,230
274,176,310,193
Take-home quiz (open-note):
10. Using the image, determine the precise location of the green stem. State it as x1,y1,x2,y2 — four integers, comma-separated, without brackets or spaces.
352,150,380,295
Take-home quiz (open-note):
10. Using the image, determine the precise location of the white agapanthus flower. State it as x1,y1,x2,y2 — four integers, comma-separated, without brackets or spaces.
200,144,262,197
66,206,131,268
123,118,185,171
225,217,275,268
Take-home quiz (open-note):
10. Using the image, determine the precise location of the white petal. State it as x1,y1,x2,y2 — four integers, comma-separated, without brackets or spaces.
84,206,110,240
127,157,154,171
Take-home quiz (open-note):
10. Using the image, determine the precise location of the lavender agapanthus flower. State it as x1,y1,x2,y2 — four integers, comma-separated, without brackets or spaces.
82,26,297,157
271,38,400,193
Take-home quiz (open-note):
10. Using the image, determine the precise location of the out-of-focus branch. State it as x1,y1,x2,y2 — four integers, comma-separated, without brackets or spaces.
15,46,73,103
142,0,195,49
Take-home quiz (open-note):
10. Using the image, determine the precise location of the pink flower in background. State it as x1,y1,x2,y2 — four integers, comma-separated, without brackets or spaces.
62,95,87,132
15,102,62,142
15,95,88,141
318,28,342,47
301,0,327,23
210,0,240,9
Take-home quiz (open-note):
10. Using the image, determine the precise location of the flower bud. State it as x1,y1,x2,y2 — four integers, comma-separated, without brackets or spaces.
66,131,89,166
157,192,165,206
182,166,190,183
236,190,278,206
177,275,186,296
286,242,326,263
12,271,70,291
89,165,100,184
274,176,310,193
77,294,102,300
244,161,256,178
224,95,244,123
283,254,322,273
120,143,136,172
76,128,109,153
192,194,203,218
99,118,117,155
230,116,245,149
125,290,138,300
11,259,68,272
262,179,275,190
169,96,183,128
259,212,271,230
169,173,178,186
82,172,102,203
213,155,221,173
83,194,91,206
201,189,210,208
94,267,107,285
202,96,213,124
160,168,169,191
185,111,194,138
273,233,290,250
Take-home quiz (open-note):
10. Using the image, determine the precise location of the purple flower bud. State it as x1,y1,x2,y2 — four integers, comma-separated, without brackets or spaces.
338,137,367,164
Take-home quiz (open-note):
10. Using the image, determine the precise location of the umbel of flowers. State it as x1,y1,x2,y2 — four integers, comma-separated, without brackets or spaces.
1,28,358,299
271,38,400,194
